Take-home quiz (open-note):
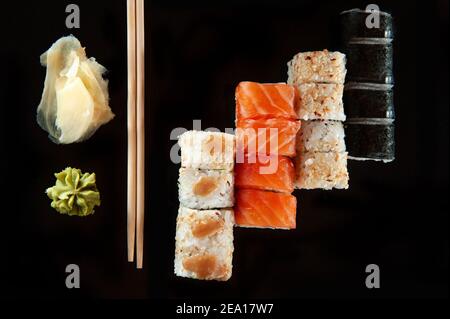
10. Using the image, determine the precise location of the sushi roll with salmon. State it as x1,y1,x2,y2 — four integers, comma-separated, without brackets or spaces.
236,118,301,157
178,131,235,171
175,207,234,281
235,81,298,121
179,168,234,209
235,155,295,193
235,189,297,230
234,81,299,230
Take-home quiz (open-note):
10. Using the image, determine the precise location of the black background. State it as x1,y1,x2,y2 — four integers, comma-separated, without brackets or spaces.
0,0,448,299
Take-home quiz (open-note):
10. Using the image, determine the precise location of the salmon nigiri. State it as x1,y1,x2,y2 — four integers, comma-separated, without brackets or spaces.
235,155,295,193
235,189,297,229
236,118,301,157
236,82,298,121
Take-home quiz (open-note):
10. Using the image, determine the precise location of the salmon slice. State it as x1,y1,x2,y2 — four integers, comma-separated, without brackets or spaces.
235,155,295,193
235,189,297,229
236,118,301,157
236,82,298,121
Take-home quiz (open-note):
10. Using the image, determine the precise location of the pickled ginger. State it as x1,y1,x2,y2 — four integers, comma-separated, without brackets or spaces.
36,35,114,144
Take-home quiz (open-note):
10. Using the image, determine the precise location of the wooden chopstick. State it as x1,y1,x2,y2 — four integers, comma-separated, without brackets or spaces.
136,0,146,269
127,0,137,263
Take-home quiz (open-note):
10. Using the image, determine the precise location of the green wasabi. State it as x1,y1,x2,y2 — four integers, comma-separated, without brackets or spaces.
46,167,101,216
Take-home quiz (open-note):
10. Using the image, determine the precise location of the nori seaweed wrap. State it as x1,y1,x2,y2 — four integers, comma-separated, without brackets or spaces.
345,39,394,84
344,83,395,119
340,8,394,41
345,121,395,162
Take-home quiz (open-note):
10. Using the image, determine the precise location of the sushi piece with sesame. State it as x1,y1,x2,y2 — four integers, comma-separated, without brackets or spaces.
174,207,235,281
287,50,347,85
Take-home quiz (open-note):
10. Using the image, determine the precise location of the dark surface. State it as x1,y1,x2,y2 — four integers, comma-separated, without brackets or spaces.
0,0,448,299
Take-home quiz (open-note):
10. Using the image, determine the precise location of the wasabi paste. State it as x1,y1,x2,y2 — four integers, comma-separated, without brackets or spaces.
46,167,101,216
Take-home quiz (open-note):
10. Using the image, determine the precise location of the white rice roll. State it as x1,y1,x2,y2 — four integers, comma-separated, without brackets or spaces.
179,168,234,209
174,207,235,281
297,120,346,153
178,131,235,171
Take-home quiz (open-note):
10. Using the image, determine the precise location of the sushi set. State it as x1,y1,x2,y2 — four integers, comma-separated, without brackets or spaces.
30,3,396,281
173,7,396,281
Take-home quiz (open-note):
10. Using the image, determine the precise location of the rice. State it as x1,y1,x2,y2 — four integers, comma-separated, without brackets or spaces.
178,131,235,171
295,83,345,121
295,151,349,190
174,207,234,281
287,50,347,85
179,168,234,209
297,120,346,153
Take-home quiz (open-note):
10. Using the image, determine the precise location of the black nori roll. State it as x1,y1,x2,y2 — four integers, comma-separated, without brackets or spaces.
344,83,395,119
345,121,395,162
345,39,394,84
340,9,394,41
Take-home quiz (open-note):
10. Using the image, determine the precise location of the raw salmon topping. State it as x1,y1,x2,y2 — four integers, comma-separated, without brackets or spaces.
235,189,297,229
203,134,226,156
236,118,301,157
183,254,218,279
235,155,295,193
236,82,298,121
193,176,218,196
191,217,224,238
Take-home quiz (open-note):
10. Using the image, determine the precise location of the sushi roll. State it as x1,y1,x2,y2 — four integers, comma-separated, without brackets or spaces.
235,82,298,121
340,8,394,41
345,38,393,84
295,151,349,190
344,120,395,162
178,168,234,210
235,189,297,230
287,50,347,85
344,82,394,119
174,207,234,281
235,155,295,193
295,83,346,121
236,118,301,157
178,131,235,171
297,120,346,153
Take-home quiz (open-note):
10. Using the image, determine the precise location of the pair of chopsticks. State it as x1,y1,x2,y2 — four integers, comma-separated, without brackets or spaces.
127,0,145,269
